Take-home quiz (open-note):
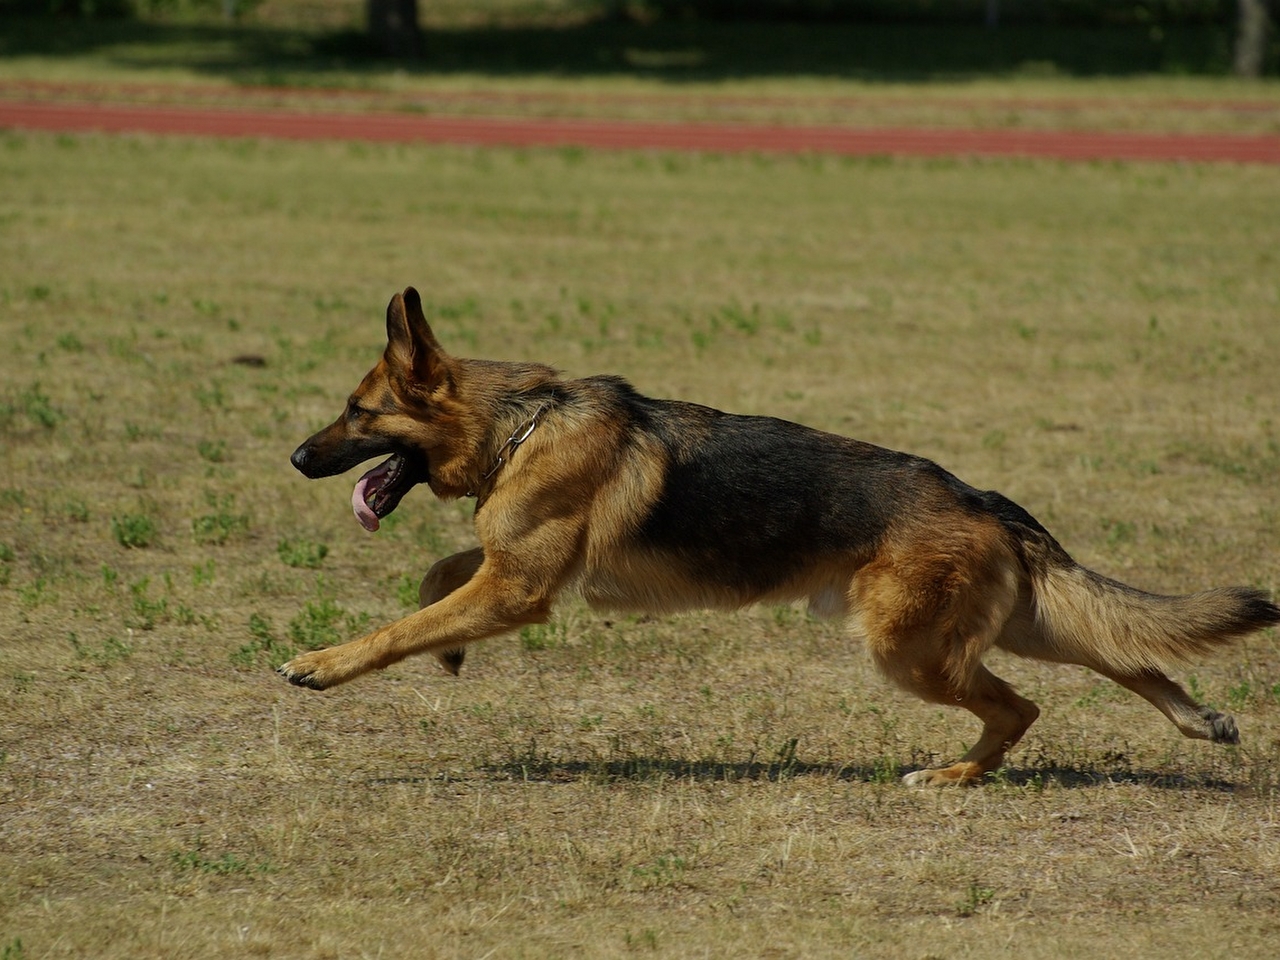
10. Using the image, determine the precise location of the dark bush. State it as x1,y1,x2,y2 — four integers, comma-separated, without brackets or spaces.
632,1,1233,26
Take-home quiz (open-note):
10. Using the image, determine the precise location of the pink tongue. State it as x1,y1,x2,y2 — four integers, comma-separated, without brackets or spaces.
351,476,379,532
351,459,393,532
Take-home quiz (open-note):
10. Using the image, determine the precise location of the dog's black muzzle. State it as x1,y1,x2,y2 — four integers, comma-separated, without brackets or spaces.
290,433,390,480
289,443,319,476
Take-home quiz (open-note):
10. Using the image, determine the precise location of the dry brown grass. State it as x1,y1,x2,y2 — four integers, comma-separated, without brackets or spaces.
1,130,1279,958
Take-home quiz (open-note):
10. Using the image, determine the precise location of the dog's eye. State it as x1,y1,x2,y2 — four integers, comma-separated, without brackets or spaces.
347,401,366,420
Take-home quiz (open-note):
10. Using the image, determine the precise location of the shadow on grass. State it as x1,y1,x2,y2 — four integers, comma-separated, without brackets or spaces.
367,757,1243,791
0,15,1242,84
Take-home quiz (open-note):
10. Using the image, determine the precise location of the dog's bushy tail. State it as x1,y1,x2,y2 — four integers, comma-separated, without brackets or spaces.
1019,535,1280,673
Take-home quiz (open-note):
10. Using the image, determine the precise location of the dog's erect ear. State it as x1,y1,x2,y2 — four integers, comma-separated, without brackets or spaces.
384,287,448,388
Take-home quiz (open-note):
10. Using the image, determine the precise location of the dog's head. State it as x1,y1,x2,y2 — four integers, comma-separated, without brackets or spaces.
290,287,454,531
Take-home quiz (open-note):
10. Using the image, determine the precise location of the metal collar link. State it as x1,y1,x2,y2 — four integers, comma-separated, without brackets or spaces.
474,404,548,492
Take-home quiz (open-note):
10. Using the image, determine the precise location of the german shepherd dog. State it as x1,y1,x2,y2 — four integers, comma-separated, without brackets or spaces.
284,287,1280,786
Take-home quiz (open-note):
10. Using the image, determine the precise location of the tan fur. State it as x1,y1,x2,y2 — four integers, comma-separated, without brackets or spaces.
281,287,1280,786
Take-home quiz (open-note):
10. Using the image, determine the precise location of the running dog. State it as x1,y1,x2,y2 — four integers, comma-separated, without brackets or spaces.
283,287,1280,785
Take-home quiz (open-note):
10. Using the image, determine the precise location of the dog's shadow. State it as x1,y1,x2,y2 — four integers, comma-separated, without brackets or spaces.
367,757,1242,792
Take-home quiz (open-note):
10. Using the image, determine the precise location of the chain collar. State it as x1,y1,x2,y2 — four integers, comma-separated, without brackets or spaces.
467,403,547,498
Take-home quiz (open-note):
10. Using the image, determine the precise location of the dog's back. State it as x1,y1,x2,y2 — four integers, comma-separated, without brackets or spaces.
559,371,1280,784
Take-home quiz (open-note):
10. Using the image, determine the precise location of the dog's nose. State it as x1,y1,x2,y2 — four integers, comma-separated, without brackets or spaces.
290,445,310,473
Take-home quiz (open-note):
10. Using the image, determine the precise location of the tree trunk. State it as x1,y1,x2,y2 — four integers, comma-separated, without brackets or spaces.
1234,0,1271,77
368,0,423,59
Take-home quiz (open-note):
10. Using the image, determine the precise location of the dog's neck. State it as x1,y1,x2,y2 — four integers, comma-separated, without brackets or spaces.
468,403,548,500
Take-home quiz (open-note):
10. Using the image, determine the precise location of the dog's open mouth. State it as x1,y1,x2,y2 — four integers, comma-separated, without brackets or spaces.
351,453,424,532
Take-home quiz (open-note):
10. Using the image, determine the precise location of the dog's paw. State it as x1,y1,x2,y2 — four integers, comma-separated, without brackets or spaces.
435,646,466,676
902,762,983,788
902,769,935,788
1201,708,1239,745
277,650,343,690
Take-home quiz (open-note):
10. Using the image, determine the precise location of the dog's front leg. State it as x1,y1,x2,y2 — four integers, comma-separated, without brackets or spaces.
419,547,486,676
277,569,552,690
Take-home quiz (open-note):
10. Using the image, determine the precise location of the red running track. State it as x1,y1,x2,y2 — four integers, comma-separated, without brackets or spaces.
3,99,1280,163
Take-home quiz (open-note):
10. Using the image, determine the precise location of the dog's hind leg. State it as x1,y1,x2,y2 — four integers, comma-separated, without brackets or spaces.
419,548,485,675
858,528,1039,786
867,617,1039,785
897,665,1041,786
863,617,1041,787
1096,667,1238,744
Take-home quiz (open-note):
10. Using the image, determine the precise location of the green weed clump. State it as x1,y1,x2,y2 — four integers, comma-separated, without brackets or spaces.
277,538,328,569
287,597,368,650
68,633,132,668
519,621,568,652
196,439,230,463
126,577,167,631
171,838,272,876
111,512,157,549
191,492,249,545
955,881,998,918
1,383,63,432
231,613,295,670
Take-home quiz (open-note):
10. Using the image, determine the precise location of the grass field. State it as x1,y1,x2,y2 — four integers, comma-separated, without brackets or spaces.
2,50,1280,960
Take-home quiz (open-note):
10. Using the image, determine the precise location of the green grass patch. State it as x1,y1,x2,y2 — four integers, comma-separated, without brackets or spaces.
1,382,63,432
68,632,133,667
191,492,250,545
277,537,329,568
111,512,158,549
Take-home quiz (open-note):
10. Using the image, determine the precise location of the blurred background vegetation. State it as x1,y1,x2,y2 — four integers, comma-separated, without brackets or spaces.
0,0,1256,23
0,0,1275,81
